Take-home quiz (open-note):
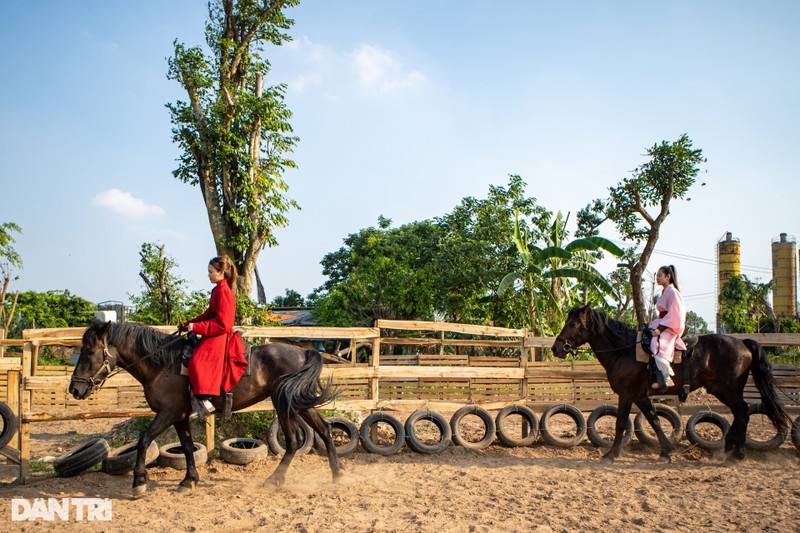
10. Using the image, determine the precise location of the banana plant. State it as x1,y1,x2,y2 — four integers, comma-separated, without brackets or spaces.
499,210,623,335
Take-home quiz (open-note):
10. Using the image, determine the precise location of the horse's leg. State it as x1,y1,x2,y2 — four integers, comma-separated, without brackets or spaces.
602,397,633,463
132,412,176,498
634,399,673,462
709,388,749,461
300,408,343,482
266,414,300,486
174,417,200,491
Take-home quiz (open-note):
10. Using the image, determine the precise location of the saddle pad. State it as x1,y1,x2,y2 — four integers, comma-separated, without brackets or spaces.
636,331,682,364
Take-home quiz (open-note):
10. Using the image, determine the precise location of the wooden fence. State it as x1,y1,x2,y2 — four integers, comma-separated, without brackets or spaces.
1,322,799,483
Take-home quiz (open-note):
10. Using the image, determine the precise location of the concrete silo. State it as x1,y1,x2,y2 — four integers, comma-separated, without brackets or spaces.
771,233,798,317
717,232,741,293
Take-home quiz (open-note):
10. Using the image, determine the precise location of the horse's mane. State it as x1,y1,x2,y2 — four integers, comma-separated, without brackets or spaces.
88,320,185,370
584,307,637,347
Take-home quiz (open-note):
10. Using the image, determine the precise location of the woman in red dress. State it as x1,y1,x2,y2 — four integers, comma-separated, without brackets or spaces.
182,255,247,417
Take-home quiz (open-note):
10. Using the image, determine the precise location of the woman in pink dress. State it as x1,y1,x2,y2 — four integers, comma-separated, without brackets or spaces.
649,265,686,389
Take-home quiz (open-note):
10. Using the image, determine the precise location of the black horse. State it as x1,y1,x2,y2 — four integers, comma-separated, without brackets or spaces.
68,321,341,498
552,305,789,463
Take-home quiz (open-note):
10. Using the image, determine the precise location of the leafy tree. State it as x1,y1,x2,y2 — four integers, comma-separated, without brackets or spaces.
270,289,306,307
167,0,300,299
7,290,95,339
0,222,22,333
578,134,705,327
500,211,623,335
433,175,549,327
685,310,711,334
128,243,192,325
312,219,442,327
718,274,773,333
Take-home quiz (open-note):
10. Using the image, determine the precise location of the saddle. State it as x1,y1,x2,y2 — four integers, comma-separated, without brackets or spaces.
637,328,697,401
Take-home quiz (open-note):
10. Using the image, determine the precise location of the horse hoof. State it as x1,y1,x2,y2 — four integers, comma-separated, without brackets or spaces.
657,455,672,464
177,480,197,493
600,455,615,465
265,476,284,487
132,485,147,499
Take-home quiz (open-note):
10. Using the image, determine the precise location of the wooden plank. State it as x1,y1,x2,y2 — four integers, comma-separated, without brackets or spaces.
237,326,379,339
524,337,558,348
376,319,525,337
727,333,800,346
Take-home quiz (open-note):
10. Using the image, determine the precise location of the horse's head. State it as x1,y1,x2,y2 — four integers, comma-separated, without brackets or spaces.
69,321,119,399
552,304,593,358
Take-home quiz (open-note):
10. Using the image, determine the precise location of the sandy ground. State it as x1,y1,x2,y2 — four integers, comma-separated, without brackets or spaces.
1,412,799,533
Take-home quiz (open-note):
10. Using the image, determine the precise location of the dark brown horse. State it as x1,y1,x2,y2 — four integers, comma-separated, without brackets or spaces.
552,305,789,463
68,321,341,498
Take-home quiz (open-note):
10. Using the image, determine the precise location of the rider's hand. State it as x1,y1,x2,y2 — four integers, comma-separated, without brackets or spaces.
178,322,189,333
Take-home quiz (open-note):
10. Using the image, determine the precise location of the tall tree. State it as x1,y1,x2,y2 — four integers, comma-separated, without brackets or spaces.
168,0,300,299
0,222,22,336
578,134,705,326
718,274,773,334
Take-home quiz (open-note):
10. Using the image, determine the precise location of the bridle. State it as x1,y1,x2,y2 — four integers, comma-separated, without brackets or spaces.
70,337,121,393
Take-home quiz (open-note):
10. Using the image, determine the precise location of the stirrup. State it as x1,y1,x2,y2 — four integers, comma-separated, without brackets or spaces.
189,397,214,420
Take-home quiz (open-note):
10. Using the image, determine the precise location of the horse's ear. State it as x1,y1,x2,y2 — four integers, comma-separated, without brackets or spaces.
99,321,112,338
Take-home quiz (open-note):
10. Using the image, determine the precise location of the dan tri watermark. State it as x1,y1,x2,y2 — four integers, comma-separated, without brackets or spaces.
10,497,112,522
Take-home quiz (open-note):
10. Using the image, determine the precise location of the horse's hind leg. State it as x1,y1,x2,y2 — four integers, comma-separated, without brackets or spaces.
300,408,342,482
716,393,749,461
634,399,674,462
132,412,175,498
174,417,200,491
266,415,300,486
603,398,633,463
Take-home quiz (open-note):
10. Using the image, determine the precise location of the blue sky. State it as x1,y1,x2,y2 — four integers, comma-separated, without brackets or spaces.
1,1,798,329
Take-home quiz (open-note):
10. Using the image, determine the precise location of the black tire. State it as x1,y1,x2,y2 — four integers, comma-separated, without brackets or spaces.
219,437,269,465
54,438,110,478
450,406,496,450
156,442,208,470
404,410,452,454
587,404,633,448
313,417,359,456
791,415,800,451
634,404,684,447
102,440,160,475
266,418,314,456
359,412,405,455
539,403,587,448
0,401,18,450
685,411,730,451
495,404,538,447
745,403,787,451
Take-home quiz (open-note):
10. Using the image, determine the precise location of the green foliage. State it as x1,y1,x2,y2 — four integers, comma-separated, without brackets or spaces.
718,274,773,333
500,210,623,335
685,310,711,334
167,0,301,296
128,243,194,325
313,219,442,326
0,222,22,269
6,290,95,339
236,296,277,326
270,288,307,307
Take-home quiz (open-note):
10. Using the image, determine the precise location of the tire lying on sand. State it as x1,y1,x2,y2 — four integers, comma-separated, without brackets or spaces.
156,442,208,470
404,409,452,454
744,403,788,451
495,404,538,447
359,412,405,455
54,438,111,478
791,415,800,451
685,411,730,451
586,404,633,448
0,401,19,450
219,437,269,465
266,418,314,456
313,416,359,456
538,403,587,448
450,405,496,450
102,440,160,474
633,404,684,447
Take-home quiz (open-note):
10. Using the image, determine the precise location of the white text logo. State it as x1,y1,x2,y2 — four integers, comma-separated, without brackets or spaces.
11,498,112,521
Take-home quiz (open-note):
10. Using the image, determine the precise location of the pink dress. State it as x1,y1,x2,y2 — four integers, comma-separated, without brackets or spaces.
649,284,686,363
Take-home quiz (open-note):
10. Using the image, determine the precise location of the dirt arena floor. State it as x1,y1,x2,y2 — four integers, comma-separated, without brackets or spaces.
2,412,799,532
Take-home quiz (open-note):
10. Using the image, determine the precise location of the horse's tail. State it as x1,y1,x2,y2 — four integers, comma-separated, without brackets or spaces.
274,349,336,419
744,338,789,434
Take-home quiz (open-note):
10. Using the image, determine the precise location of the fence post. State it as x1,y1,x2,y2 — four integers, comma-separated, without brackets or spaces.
370,334,381,403
20,341,32,481
205,415,215,452
0,328,5,358
520,332,528,401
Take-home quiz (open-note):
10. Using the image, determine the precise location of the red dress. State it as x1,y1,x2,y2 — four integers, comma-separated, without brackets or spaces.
187,278,247,396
